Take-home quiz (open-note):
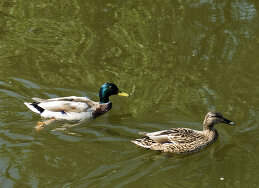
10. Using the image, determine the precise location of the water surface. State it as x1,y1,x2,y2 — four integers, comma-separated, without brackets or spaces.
0,0,259,187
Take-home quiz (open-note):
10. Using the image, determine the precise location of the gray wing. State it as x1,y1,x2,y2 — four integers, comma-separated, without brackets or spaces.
32,96,92,103
147,128,203,144
31,96,98,113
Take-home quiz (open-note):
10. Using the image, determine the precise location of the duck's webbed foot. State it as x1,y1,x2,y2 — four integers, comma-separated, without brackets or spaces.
35,118,55,131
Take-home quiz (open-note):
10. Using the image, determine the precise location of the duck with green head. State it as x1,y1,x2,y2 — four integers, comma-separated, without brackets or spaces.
24,83,129,130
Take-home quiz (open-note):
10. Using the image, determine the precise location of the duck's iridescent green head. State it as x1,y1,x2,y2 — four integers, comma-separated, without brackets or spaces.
99,83,129,104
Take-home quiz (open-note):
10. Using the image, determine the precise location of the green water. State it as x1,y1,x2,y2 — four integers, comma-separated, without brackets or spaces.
0,0,259,187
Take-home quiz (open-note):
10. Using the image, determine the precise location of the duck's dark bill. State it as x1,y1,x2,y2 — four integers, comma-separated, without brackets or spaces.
118,92,130,97
223,118,235,125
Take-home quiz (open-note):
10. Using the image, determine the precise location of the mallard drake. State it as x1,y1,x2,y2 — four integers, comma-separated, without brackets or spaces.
24,83,129,130
132,111,235,154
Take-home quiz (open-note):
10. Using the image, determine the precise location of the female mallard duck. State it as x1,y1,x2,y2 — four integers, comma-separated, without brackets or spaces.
132,111,235,154
24,83,129,130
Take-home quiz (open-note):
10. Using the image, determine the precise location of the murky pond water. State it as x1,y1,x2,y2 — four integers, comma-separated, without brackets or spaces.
0,0,259,187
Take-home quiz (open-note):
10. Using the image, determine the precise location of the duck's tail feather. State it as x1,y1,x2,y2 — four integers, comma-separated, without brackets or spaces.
24,102,45,114
138,132,148,136
32,97,46,102
131,139,151,149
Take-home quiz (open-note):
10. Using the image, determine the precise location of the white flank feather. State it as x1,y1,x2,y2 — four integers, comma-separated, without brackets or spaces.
40,110,93,121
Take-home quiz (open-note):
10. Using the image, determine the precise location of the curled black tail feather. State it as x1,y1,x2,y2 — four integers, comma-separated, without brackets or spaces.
31,102,45,113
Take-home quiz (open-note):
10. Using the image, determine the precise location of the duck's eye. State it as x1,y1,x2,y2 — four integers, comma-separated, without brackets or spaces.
108,86,112,89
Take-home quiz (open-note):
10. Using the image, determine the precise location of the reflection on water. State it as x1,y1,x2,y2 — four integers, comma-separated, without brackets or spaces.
0,0,259,187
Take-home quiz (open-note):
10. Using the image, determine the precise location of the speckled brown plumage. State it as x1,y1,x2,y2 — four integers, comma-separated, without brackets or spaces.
132,111,235,154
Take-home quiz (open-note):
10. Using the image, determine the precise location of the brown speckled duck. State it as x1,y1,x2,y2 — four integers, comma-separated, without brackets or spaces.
132,111,235,154
24,83,129,130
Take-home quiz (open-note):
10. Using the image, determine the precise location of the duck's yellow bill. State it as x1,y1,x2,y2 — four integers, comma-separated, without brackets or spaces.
118,92,130,97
